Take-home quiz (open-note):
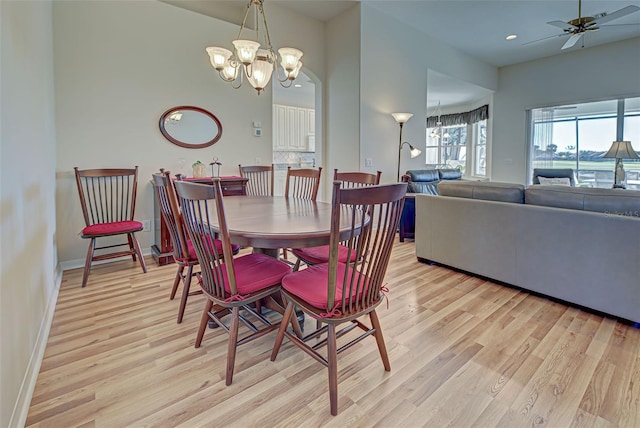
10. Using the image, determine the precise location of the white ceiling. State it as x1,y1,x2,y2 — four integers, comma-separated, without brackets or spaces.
166,0,640,107
169,1,640,67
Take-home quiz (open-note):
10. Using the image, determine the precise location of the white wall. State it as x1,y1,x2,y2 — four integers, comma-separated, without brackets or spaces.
1,1,59,426
53,0,325,265
325,4,361,192
492,37,640,184
359,5,498,184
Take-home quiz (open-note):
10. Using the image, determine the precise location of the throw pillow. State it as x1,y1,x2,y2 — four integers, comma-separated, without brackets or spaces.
538,177,571,186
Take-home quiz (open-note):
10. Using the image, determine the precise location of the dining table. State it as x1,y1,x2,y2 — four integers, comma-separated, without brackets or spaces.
206,195,363,258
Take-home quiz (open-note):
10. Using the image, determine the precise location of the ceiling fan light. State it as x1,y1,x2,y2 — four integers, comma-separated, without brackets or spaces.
206,46,232,71
233,39,260,65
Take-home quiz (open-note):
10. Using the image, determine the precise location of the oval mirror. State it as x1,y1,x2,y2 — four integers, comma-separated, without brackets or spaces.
159,106,222,149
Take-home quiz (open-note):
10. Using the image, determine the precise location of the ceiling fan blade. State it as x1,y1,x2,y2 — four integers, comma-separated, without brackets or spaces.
600,23,640,27
521,33,568,46
562,33,583,50
547,20,577,30
593,5,640,25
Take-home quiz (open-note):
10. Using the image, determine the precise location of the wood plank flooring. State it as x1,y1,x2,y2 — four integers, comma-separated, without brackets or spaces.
27,242,640,427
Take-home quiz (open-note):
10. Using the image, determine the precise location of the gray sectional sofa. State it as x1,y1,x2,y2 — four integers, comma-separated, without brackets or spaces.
415,181,640,323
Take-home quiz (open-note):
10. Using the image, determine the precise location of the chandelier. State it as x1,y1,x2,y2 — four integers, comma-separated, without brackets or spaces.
206,0,304,95
428,101,450,139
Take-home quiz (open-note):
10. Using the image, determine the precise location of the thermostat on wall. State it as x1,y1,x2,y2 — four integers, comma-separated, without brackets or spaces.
254,128,262,137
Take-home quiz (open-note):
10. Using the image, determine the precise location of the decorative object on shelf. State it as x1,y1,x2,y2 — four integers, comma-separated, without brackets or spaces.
392,112,422,181
192,160,207,178
159,106,222,149
603,140,640,189
210,157,222,178
205,0,304,94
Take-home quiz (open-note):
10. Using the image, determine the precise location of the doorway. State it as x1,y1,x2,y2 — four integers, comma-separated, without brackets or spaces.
272,70,316,196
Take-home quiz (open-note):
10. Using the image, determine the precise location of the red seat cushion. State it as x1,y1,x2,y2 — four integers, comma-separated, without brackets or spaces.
291,245,358,265
281,263,369,310
185,237,240,261
209,254,291,296
82,220,142,236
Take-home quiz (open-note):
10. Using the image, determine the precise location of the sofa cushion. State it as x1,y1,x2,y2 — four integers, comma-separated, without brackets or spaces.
537,177,571,186
408,181,439,195
532,168,576,186
438,169,463,180
525,186,640,217
406,169,440,183
438,181,525,203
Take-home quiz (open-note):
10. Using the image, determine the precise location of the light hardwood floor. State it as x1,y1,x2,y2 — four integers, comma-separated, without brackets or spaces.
27,242,640,427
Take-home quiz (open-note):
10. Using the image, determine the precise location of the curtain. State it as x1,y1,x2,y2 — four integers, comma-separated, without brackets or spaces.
426,104,489,128
531,109,555,169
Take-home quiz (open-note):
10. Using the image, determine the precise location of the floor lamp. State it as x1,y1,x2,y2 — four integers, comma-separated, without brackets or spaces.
603,141,639,189
392,113,422,181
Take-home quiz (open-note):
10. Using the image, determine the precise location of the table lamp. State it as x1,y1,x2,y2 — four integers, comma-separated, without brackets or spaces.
392,112,422,181
603,141,639,189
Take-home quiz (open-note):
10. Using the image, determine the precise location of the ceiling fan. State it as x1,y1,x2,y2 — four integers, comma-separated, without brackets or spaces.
526,0,640,50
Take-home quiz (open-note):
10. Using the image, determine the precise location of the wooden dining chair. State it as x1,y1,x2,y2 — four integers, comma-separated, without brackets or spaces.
281,166,323,260
239,164,274,196
284,166,323,200
271,180,407,415
174,179,301,385
290,169,382,270
333,169,382,188
74,166,147,288
152,171,239,323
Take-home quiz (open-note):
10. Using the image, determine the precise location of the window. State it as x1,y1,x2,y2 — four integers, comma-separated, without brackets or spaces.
426,124,467,172
474,120,487,176
529,97,640,189
425,105,489,178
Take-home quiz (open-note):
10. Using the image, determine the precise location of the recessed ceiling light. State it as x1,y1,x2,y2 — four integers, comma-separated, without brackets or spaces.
506,34,518,41
294,84,302,88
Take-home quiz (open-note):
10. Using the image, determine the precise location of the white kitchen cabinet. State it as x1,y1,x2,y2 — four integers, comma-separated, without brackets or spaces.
273,104,315,152
273,104,288,151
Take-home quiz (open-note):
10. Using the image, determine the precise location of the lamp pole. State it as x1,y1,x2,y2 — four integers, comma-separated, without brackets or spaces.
397,122,404,182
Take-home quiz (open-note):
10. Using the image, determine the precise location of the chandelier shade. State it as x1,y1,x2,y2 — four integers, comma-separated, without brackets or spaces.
232,39,261,65
205,0,304,94
246,50,274,91
206,47,232,70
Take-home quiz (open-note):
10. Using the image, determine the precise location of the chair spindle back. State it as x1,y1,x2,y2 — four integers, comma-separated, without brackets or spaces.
327,181,407,313
151,171,190,260
285,166,323,200
239,164,274,196
333,169,382,189
174,180,237,300
74,167,139,226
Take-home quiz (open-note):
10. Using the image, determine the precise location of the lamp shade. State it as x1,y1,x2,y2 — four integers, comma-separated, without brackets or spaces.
409,146,422,158
278,47,303,72
233,39,260,65
246,50,274,93
206,47,232,71
603,141,640,159
392,113,413,124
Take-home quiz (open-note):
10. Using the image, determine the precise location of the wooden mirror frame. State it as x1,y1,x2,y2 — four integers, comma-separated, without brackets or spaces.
159,106,222,149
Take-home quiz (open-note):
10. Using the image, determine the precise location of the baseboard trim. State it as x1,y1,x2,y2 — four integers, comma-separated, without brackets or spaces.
9,265,63,427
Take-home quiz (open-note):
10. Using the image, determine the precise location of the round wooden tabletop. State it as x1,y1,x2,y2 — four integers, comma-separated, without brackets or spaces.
207,196,358,250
